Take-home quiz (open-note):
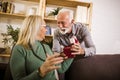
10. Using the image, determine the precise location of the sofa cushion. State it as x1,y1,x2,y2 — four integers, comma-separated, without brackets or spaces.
65,54,120,80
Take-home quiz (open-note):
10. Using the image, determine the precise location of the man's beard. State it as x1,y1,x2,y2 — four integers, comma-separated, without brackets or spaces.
58,27,71,35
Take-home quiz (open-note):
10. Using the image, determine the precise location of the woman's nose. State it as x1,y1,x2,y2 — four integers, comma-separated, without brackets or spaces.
45,28,47,32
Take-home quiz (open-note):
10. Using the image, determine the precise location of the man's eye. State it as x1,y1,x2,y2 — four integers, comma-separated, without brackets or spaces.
57,22,65,25
61,22,65,25
57,22,60,24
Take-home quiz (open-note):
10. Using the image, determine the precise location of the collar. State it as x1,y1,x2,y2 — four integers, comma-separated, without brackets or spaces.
71,23,76,35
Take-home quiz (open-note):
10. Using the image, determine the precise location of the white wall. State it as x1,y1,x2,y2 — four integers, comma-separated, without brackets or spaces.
87,0,120,54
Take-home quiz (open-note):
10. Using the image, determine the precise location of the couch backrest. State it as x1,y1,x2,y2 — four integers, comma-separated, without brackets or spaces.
65,54,120,80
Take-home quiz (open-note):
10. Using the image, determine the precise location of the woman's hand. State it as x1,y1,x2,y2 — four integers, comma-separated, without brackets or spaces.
39,53,64,77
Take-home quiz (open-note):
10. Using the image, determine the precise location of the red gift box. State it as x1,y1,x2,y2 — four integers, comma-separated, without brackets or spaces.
63,36,79,58
63,45,75,58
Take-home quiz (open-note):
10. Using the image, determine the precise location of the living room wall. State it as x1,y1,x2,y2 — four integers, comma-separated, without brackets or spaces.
89,0,120,54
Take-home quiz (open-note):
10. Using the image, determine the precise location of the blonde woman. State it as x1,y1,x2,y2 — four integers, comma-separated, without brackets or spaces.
10,15,73,80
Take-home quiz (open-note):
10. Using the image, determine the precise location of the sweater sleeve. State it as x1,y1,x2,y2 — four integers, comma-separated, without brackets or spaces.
80,25,96,57
57,58,74,73
10,45,43,80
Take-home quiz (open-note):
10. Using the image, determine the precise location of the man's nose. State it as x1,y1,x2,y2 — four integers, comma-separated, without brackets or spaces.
59,23,63,28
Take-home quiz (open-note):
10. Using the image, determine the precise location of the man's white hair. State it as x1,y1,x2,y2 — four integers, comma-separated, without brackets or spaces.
58,9,74,21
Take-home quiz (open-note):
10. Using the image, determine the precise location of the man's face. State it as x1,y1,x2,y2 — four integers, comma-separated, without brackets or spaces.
57,15,72,34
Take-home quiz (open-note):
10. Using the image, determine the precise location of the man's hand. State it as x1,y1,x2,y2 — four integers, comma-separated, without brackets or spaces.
71,43,85,55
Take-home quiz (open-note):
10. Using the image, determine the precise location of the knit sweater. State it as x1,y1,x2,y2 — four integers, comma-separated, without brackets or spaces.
10,41,73,80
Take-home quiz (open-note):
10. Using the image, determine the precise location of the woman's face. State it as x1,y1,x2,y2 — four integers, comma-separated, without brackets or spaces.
37,24,47,41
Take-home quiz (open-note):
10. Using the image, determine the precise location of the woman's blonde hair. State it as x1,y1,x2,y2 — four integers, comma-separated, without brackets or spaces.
16,15,44,48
